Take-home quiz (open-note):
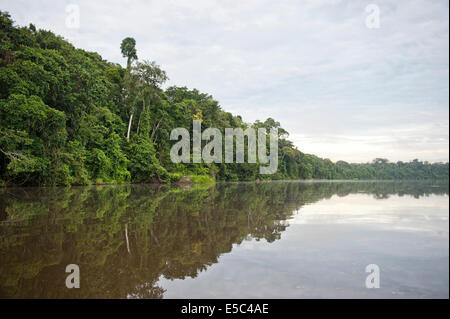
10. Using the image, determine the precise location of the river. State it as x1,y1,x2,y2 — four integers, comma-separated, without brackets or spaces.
0,180,448,298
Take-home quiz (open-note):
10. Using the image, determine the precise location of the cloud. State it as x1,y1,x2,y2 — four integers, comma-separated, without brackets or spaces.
1,0,448,162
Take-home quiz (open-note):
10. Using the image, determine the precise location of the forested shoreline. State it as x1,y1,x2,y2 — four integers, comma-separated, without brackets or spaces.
0,11,448,186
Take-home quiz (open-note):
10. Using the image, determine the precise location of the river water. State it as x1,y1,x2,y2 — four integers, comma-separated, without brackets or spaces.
0,181,448,298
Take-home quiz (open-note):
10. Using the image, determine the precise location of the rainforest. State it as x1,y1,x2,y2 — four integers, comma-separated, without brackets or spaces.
0,11,448,186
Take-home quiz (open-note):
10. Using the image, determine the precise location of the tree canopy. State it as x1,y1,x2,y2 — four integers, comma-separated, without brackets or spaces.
0,11,448,186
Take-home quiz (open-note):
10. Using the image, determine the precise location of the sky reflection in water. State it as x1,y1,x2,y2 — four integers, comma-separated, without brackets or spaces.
0,181,448,298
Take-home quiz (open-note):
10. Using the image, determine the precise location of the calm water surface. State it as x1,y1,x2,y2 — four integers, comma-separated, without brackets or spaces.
0,181,448,298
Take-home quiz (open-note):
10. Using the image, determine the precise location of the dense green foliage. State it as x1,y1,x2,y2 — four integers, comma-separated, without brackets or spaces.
0,12,448,185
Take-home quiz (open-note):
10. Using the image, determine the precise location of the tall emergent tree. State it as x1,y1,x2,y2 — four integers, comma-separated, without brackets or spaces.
120,37,138,71
121,37,138,140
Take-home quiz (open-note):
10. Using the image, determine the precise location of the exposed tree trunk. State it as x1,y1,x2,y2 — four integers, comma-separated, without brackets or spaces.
126,113,133,141
150,118,162,142
126,58,131,72
136,116,141,135
210,165,215,179
149,227,160,247
125,224,131,254
137,100,145,135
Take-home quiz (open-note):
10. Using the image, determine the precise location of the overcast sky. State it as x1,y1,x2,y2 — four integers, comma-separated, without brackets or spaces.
1,0,448,163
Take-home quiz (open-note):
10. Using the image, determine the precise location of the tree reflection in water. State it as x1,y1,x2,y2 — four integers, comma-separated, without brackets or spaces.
0,181,448,298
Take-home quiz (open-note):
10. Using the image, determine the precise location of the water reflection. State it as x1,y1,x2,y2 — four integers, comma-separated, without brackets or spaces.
0,181,448,298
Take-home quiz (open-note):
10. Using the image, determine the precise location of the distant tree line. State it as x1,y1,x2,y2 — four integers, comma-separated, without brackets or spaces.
0,12,448,185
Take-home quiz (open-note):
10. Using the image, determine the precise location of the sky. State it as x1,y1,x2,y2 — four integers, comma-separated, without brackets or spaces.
0,0,448,163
